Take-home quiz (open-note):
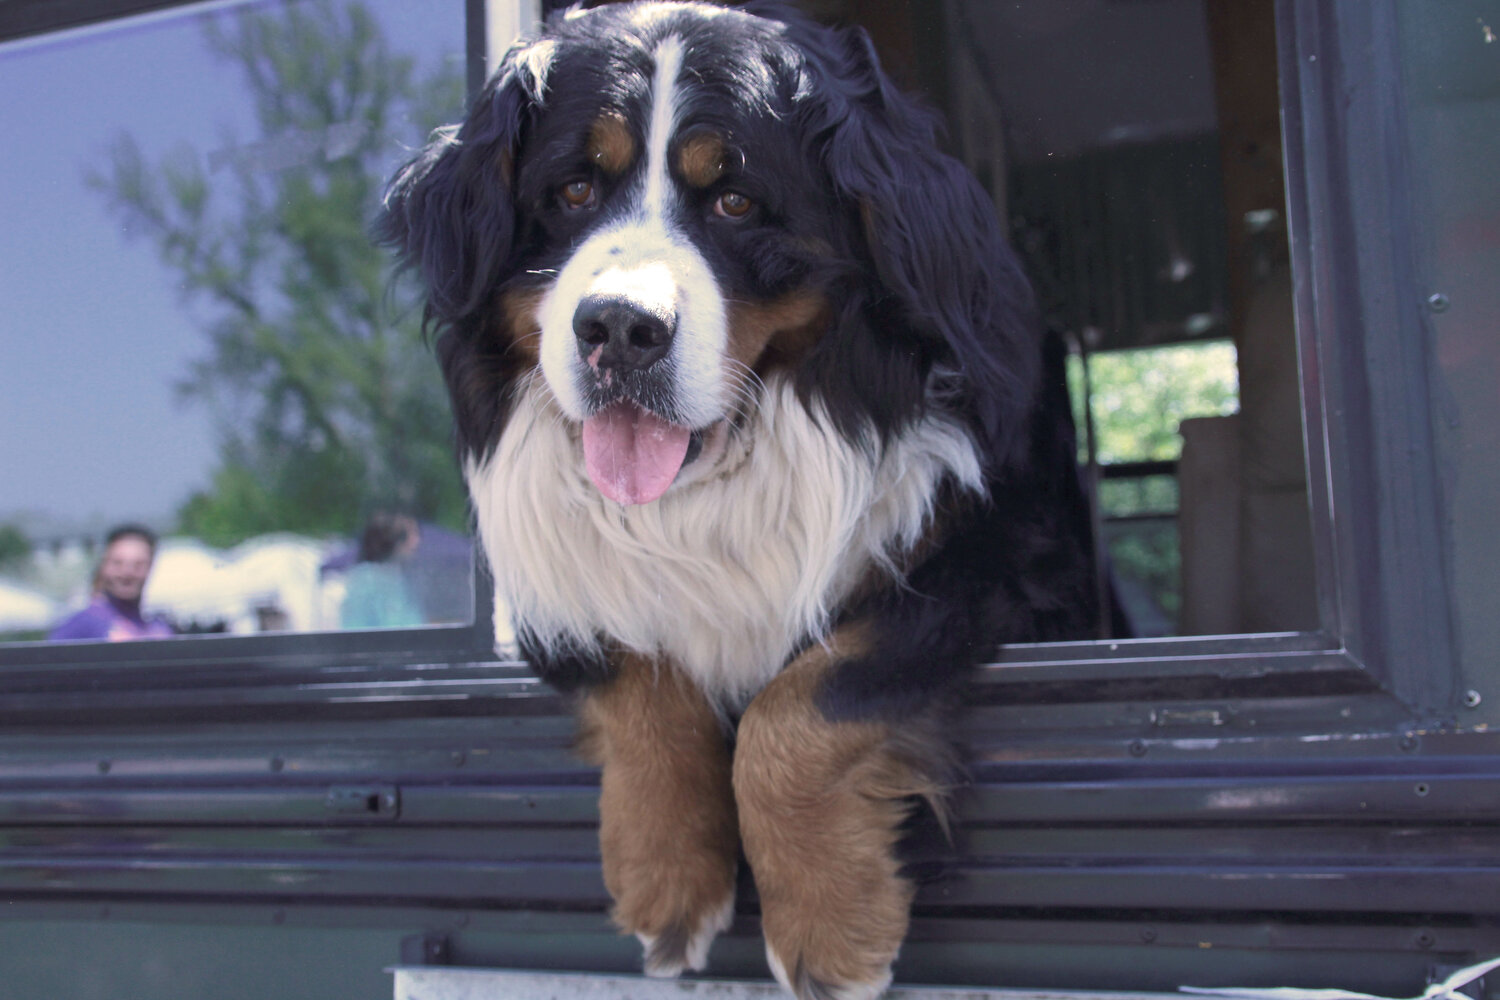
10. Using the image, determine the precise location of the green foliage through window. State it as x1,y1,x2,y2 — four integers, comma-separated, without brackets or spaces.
1069,340,1240,635
1068,340,1239,466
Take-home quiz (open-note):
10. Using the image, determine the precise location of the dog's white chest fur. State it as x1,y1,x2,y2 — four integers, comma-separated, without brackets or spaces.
467,376,983,706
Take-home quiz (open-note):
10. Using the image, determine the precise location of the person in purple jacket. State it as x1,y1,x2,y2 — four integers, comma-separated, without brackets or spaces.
49,524,174,641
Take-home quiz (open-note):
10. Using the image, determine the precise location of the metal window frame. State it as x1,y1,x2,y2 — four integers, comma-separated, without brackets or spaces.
0,0,500,698
980,0,1460,726
0,0,1466,734
3,6,1499,994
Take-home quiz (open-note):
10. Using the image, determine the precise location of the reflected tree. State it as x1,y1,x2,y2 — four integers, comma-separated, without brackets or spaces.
90,1,467,546
0,524,30,568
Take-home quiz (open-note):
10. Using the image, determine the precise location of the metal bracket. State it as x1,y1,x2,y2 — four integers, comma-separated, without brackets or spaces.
324,784,400,820
400,932,452,967
1431,964,1489,1000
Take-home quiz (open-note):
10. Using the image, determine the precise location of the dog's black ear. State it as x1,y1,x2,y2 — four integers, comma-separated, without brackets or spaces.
378,43,548,324
792,21,1041,469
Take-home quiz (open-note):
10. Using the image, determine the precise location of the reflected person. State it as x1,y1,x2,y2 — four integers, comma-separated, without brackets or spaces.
49,524,174,641
341,513,424,628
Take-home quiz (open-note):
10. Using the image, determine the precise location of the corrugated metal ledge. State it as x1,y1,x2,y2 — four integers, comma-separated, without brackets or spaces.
391,968,1187,1000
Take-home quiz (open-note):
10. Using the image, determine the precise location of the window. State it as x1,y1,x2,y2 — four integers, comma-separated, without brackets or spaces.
815,0,1479,714
931,0,1317,645
0,0,484,662
0,0,1432,688
0,0,1475,704
1,2,1496,995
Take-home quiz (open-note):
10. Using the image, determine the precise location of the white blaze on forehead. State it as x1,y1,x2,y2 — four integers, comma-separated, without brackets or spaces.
535,31,728,434
643,36,685,218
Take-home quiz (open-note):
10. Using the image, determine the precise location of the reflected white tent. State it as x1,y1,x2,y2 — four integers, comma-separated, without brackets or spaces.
0,580,56,631
144,535,335,633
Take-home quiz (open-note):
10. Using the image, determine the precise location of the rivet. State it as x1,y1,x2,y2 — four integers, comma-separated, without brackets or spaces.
1427,292,1450,313
1128,739,1149,758
1464,690,1482,709
269,756,285,773
97,760,111,774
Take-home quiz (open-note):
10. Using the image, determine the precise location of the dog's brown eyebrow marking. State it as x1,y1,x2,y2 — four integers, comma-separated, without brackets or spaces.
588,114,637,176
678,132,730,188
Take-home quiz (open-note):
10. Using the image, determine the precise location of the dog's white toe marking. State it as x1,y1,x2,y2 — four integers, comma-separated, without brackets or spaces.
638,891,736,978
765,942,894,1000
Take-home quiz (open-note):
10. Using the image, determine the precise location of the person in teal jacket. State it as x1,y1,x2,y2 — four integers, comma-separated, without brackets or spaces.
341,513,424,628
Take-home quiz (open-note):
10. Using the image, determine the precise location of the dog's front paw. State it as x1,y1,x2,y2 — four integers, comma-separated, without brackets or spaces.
600,774,739,978
581,656,741,978
733,641,948,1000
767,943,893,1000
634,891,736,977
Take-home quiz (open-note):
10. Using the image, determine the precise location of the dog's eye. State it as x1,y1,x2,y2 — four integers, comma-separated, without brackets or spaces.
714,191,753,220
560,179,597,210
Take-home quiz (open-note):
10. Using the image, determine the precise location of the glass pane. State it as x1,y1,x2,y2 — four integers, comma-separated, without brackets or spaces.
935,0,1316,638
1396,4,1500,688
0,0,471,643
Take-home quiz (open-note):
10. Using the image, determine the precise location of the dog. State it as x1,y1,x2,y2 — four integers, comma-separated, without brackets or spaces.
380,3,1101,996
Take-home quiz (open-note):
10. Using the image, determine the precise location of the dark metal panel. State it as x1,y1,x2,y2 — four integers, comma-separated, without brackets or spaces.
926,866,1500,915
465,0,487,97
2,848,1497,922
1277,0,1459,713
0,916,407,1000
3,900,1492,997
8,764,1500,828
3,719,1499,918
0,855,610,908
0,0,199,43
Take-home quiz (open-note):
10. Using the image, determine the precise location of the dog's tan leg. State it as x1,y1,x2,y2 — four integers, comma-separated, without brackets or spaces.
734,629,948,1000
578,654,739,977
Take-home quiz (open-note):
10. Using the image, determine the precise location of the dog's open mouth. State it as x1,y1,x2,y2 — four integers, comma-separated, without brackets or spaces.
581,400,707,505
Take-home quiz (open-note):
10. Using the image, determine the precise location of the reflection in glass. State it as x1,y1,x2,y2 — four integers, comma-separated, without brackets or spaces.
0,0,470,642
48,524,174,641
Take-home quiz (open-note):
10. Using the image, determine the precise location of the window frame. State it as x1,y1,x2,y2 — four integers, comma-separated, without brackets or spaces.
0,0,503,705
0,0,1466,732
978,0,1461,723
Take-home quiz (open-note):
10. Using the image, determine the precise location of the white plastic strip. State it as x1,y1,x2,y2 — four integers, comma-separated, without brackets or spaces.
390,956,1500,1000
392,967,1188,1000
486,0,543,76
1181,953,1500,1000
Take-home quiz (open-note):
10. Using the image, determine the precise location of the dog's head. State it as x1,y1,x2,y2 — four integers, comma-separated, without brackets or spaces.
380,0,1040,505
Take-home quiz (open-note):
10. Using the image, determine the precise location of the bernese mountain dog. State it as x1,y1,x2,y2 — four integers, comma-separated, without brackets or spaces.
380,2,1101,996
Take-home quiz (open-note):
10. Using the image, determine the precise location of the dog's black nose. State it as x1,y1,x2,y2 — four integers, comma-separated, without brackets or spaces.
574,295,674,372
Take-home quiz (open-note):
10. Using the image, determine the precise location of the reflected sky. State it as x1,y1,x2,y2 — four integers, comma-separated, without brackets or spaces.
0,0,465,532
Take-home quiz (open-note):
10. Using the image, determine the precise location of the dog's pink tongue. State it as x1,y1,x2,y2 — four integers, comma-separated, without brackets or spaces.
582,402,692,505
